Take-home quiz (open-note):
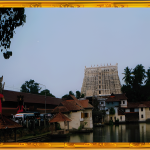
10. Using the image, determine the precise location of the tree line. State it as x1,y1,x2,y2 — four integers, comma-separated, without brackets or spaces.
122,64,150,102
20,79,84,99
0,8,26,59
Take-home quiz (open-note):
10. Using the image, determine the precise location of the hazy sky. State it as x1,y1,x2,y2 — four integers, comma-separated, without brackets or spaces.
1,8,150,98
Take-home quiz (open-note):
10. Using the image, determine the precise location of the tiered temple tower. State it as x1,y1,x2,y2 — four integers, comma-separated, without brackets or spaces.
81,63,122,97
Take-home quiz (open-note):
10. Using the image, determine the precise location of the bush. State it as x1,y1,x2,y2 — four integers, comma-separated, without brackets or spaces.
78,125,84,130
109,120,113,125
109,107,115,115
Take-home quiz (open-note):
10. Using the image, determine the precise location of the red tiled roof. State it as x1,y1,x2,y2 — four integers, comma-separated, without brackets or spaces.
69,95,85,109
52,106,70,113
52,95,93,113
79,100,93,108
127,102,140,108
79,100,88,108
61,100,82,111
49,112,71,123
3,90,62,105
106,93,127,102
0,114,22,129
127,101,150,108
138,104,147,108
69,95,93,109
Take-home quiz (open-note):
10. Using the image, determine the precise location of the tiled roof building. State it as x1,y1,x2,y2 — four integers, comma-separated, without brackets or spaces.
105,93,127,102
0,114,22,129
2,90,62,116
52,95,94,129
53,95,93,113
105,93,150,123
49,112,71,123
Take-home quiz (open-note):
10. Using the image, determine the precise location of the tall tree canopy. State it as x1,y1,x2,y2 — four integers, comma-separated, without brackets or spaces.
39,89,55,98
122,64,150,102
20,79,41,94
76,91,84,99
20,80,55,97
62,91,75,99
62,90,84,99
0,8,26,59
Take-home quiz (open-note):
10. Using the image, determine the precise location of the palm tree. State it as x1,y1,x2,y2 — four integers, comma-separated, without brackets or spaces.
132,64,146,86
145,68,150,85
122,67,133,85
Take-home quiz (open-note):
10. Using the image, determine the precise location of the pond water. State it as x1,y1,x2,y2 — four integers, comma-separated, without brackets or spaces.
44,123,150,142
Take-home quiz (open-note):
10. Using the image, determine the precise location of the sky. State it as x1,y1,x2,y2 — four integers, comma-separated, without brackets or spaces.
1,8,150,98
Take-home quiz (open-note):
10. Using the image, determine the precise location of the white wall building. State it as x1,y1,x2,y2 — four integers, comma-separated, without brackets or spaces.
53,95,94,129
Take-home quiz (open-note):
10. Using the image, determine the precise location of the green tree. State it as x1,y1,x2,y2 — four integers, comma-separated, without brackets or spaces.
92,95,99,112
132,64,146,86
122,64,148,102
144,68,150,100
80,94,84,98
145,68,150,86
40,89,55,97
109,107,115,115
62,94,69,99
76,91,81,99
69,91,75,96
122,66,133,85
20,79,41,94
92,95,106,123
0,8,26,59
62,91,75,99
76,91,85,99
62,91,84,99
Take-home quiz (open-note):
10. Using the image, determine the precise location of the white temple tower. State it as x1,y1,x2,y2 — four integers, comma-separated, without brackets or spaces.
81,63,122,97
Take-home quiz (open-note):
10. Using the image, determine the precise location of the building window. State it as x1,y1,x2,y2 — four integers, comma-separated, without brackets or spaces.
81,112,83,118
99,91,101,94
84,113,88,118
141,108,143,111
110,117,112,120
141,114,143,118
123,101,125,104
120,116,122,120
99,85,101,89
101,102,104,104
114,117,116,120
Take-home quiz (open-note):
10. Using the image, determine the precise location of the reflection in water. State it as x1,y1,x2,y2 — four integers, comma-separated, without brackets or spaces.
69,133,93,142
45,123,150,142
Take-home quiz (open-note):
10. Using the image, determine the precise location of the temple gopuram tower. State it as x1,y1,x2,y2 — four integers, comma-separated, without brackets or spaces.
81,63,122,97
